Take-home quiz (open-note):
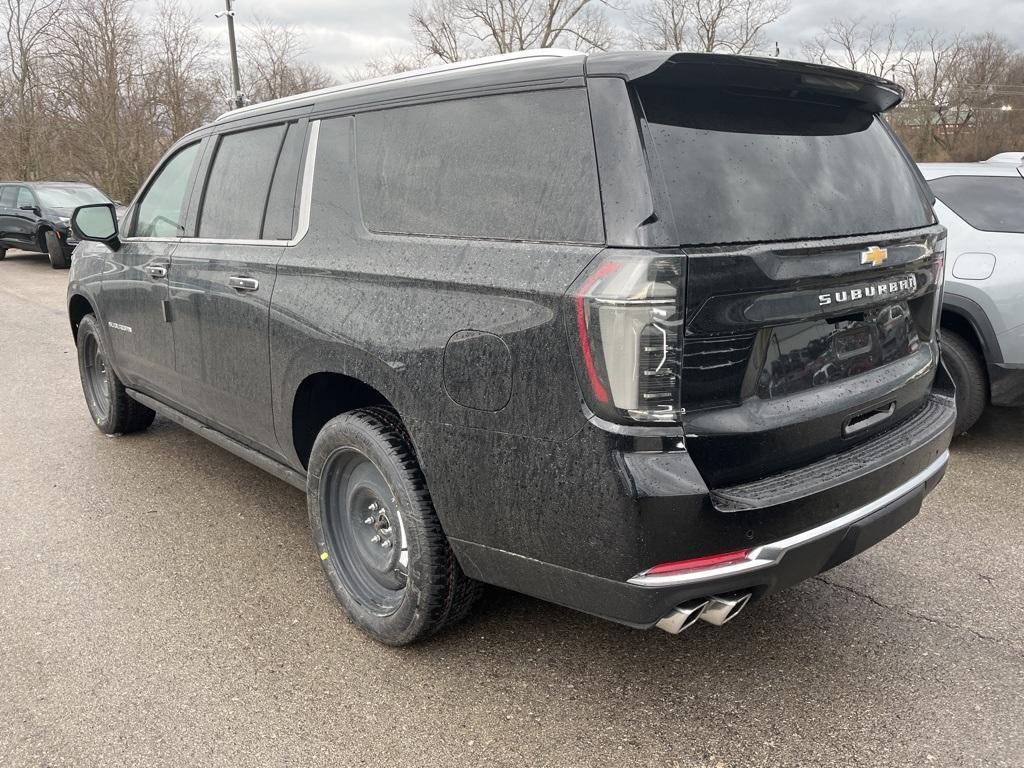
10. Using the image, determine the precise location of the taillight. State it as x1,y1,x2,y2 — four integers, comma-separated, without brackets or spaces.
640,548,754,577
569,252,685,423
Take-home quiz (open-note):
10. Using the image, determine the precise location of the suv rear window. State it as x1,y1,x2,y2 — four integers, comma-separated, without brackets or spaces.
928,175,1024,233
355,89,603,244
637,86,934,246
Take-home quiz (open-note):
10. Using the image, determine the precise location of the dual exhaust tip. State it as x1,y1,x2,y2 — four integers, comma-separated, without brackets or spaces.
655,592,752,634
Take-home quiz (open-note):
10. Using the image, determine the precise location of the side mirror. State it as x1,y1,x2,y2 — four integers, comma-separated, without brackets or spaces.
72,203,121,251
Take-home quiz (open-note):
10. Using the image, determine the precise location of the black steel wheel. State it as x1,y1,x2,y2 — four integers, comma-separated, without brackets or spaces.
81,329,111,423
320,448,409,615
307,407,481,645
75,314,156,434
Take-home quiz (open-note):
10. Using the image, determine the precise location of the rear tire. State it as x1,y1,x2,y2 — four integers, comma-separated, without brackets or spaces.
307,407,481,645
0,247,6,261
45,230,68,269
76,314,156,434
941,329,987,434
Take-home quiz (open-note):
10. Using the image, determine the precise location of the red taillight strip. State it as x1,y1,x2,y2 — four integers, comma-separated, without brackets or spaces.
643,549,753,577
574,261,620,404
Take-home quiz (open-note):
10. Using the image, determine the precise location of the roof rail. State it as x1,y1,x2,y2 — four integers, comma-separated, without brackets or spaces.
215,48,584,123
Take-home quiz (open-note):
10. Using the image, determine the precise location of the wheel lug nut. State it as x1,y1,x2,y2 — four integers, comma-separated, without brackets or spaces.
368,502,378,512
381,540,392,550
363,516,373,525
370,535,381,544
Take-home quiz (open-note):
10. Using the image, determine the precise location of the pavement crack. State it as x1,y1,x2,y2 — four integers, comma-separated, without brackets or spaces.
814,575,1014,646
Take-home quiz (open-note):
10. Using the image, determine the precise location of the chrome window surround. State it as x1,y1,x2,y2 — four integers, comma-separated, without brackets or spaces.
627,450,950,588
122,119,321,248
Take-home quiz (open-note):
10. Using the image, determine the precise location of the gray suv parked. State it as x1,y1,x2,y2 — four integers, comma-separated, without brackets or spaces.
919,159,1024,432
67,50,954,645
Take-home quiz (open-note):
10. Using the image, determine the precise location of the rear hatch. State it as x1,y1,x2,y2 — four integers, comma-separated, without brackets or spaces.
632,58,944,487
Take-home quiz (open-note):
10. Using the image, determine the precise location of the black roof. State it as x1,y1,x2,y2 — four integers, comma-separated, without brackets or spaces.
203,49,902,134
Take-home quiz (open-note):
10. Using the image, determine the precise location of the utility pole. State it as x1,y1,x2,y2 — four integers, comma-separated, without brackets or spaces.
215,0,244,109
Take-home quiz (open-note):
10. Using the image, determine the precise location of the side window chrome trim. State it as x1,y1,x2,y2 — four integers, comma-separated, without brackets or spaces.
120,120,320,248
287,119,319,247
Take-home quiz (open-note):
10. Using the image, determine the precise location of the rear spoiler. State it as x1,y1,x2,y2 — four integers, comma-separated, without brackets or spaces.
585,52,904,113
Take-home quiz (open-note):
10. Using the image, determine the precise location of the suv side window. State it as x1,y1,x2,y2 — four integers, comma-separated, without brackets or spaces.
131,142,201,238
928,175,1024,234
16,187,36,209
0,186,10,207
354,89,603,244
261,122,305,240
198,123,287,240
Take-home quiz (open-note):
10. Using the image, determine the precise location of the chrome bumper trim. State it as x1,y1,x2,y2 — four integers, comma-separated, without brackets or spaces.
628,450,949,588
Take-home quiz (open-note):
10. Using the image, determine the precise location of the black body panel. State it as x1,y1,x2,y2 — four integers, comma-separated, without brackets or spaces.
66,50,954,632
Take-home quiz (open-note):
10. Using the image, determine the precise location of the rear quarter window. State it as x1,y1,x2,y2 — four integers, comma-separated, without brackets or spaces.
928,175,1024,233
354,89,603,244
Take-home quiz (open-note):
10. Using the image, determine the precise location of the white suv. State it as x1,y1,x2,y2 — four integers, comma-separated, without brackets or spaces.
919,155,1024,433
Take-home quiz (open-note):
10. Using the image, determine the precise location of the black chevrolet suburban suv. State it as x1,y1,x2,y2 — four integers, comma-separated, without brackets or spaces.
67,50,955,645
0,181,114,268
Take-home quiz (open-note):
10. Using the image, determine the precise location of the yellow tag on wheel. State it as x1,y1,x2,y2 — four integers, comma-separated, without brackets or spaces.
320,552,329,561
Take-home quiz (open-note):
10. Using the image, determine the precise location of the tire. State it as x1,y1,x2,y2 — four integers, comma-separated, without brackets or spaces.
45,230,68,269
941,329,987,434
0,248,6,261
307,407,481,645
76,314,156,434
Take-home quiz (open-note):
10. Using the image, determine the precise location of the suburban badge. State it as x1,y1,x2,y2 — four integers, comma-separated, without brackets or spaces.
861,246,888,266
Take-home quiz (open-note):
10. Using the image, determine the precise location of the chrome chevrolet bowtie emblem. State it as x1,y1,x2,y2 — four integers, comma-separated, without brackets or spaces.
861,246,888,267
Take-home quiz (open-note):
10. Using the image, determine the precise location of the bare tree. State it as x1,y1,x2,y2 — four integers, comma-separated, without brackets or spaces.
347,48,431,81
1,0,67,178
147,0,220,139
55,0,154,200
410,0,615,63
633,0,789,54
801,17,1024,161
802,14,918,78
239,17,336,104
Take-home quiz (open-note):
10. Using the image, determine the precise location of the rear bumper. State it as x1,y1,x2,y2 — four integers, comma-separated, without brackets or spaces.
454,450,947,628
446,393,955,629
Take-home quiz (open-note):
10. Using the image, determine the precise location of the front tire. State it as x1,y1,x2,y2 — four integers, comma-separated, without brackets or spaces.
45,230,68,269
307,407,480,645
941,329,987,434
76,314,155,434
0,247,6,261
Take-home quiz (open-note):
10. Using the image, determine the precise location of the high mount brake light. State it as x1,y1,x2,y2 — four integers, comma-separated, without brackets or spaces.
571,253,685,424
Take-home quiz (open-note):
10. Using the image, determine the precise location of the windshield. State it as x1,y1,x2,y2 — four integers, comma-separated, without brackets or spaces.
637,85,935,246
34,185,110,209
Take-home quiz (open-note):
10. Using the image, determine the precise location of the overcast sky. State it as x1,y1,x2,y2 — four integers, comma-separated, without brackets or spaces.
182,0,1024,80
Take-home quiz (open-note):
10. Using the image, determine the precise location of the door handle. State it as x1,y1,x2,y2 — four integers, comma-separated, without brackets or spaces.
228,276,259,292
144,264,167,279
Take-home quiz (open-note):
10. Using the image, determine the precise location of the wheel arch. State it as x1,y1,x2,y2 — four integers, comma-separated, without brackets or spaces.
35,224,53,253
68,293,95,340
941,295,1002,365
290,371,403,470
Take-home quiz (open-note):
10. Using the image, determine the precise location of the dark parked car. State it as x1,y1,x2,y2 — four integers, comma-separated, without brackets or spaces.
0,181,116,268
67,50,955,645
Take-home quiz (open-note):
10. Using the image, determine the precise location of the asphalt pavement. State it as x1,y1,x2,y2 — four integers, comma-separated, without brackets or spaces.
1,250,1021,767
